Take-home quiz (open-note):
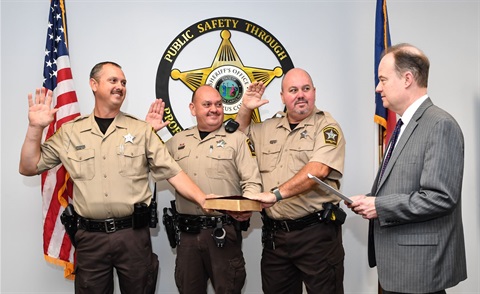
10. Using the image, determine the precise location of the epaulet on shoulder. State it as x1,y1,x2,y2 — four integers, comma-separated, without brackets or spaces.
269,111,285,119
72,114,89,122
124,113,140,120
319,110,334,122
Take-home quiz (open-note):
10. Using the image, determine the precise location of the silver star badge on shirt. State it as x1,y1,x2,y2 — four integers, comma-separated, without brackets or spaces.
216,140,226,148
300,130,308,139
124,133,135,144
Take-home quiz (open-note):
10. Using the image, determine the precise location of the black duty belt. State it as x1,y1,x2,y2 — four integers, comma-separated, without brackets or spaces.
177,214,233,233
78,215,134,233
262,211,325,232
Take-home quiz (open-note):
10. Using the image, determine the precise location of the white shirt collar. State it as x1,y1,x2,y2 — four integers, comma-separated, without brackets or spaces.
395,94,428,144
400,94,429,127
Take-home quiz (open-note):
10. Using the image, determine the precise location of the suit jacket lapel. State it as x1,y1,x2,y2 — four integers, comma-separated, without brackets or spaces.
375,98,434,194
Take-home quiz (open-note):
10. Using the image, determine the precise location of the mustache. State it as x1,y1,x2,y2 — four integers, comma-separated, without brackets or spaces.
112,89,124,95
294,98,308,105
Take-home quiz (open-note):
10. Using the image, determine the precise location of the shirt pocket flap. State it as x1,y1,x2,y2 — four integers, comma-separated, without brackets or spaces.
173,148,191,161
262,142,282,155
120,145,145,158
208,148,234,160
289,140,314,152
68,148,95,162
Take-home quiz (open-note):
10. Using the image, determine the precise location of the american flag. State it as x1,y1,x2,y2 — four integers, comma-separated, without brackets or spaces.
41,0,80,279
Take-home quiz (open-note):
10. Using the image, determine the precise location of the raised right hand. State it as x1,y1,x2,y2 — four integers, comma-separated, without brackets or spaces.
28,88,58,128
145,98,169,132
242,81,268,110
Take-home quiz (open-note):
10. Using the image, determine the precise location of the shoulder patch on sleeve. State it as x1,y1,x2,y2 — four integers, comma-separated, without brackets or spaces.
246,138,256,157
322,126,339,146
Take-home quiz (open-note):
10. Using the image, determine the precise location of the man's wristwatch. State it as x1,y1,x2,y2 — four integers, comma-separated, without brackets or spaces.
271,187,282,202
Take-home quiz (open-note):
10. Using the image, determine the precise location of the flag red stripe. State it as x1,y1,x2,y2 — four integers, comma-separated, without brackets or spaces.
59,234,73,261
57,91,79,107
57,67,73,81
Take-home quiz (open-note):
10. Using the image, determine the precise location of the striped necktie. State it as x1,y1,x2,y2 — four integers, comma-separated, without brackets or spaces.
369,118,404,267
378,119,403,182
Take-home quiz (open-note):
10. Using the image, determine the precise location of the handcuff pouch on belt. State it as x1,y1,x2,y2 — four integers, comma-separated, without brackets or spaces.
133,203,150,229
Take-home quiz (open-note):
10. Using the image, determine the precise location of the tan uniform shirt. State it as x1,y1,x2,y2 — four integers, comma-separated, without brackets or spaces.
248,107,346,220
166,126,262,215
37,112,181,219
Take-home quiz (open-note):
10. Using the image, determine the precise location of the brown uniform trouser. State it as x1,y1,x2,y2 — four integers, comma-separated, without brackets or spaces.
261,222,344,294
175,224,246,294
74,226,159,294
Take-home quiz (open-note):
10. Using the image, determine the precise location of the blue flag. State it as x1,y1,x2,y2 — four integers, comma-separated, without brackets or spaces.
374,0,394,144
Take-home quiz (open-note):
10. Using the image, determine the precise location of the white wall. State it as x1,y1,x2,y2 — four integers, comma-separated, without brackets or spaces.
1,0,479,293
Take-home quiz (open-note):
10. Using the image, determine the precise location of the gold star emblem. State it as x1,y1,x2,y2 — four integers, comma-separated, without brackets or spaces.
169,30,284,122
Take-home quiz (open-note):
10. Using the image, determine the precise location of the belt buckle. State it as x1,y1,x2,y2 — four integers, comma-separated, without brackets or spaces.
104,218,116,233
279,221,290,232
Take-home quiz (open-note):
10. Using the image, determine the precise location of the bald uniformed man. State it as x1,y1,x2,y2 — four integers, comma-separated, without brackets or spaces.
236,68,346,294
19,61,207,294
163,85,262,294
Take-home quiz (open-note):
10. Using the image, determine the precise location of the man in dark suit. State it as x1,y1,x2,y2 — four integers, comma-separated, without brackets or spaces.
347,43,467,294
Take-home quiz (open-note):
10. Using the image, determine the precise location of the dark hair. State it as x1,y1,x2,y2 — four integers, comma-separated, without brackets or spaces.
90,61,122,80
383,43,430,88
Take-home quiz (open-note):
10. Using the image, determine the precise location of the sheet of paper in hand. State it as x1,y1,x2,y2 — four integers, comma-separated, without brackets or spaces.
307,173,353,204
